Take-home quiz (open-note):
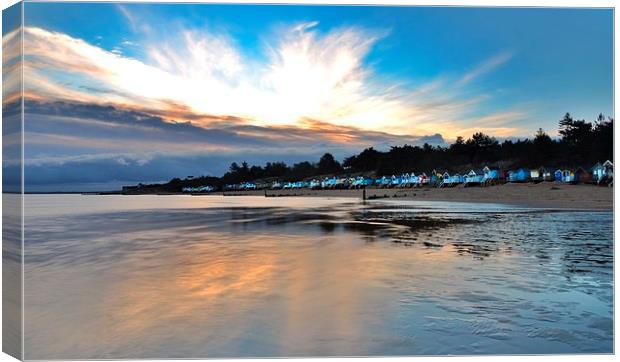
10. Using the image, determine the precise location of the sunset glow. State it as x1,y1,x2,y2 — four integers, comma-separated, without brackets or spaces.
3,3,612,190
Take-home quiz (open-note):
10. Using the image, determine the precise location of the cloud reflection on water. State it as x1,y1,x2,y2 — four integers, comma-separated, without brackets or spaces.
23,195,613,358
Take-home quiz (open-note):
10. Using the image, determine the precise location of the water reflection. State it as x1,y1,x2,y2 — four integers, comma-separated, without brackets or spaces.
23,195,613,358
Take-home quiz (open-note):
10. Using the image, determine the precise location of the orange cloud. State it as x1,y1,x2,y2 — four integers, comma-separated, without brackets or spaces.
8,20,525,140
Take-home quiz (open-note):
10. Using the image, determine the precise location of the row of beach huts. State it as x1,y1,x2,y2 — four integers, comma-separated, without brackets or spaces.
183,160,613,193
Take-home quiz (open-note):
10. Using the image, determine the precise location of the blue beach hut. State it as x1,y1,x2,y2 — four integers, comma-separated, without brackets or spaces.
391,175,402,187
429,170,441,186
322,177,338,188
592,161,614,184
592,162,605,182
360,177,373,187
442,173,463,187
379,176,391,187
465,170,485,185
562,169,575,183
508,168,529,182
482,166,499,181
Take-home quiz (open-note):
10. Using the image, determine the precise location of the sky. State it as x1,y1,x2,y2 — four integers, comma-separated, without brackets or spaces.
2,3,614,190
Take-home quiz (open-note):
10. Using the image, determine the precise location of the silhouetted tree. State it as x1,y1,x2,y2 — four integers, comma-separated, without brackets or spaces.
317,153,342,174
153,112,613,191
532,128,554,165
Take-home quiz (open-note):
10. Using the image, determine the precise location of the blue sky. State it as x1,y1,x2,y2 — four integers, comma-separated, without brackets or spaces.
23,4,613,130
3,3,614,190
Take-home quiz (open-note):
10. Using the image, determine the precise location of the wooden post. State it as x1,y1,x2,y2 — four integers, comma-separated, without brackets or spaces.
362,187,367,201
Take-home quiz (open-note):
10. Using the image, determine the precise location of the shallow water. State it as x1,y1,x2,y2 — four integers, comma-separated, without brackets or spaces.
23,195,613,358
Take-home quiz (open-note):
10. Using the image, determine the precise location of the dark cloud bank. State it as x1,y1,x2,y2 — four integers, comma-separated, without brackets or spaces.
13,100,445,191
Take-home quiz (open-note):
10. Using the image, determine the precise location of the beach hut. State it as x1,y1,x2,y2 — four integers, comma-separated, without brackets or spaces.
189,185,215,192
256,183,270,190
409,173,418,186
335,178,347,189
538,167,553,181
390,175,402,188
592,161,613,184
399,173,410,187
429,172,437,185
223,184,236,191
603,160,614,177
401,173,411,186
419,173,429,185
483,167,499,185
378,176,391,188
530,169,540,181
508,168,529,182
441,173,462,187
574,167,592,183
465,169,485,186
360,176,373,187
554,169,563,182
604,160,614,185
242,182,257,190
562,169,575,183
321,177,337,189
429,170,442,186
439,172,450,187
439,171,465,187
351,176,370,188
591,162,605,182
409,173,420,187
507,170,518,182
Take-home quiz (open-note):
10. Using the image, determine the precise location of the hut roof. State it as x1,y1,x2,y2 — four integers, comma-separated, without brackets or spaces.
591,162,603,170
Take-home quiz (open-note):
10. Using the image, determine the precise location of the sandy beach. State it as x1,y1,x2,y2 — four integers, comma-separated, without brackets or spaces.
220,182,613,210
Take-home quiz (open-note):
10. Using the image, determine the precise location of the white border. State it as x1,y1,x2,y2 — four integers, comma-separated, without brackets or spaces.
0,1,616,362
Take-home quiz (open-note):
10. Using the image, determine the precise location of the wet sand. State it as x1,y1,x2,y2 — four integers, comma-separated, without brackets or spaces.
24,194,613,357
222,183,613,210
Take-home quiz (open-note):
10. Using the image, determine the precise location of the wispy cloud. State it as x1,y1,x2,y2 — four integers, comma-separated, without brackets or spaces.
457,50,514,86
116,4,152,34
15,10,521,140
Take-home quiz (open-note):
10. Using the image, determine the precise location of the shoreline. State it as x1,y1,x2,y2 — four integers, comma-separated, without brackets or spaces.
215,182,613,210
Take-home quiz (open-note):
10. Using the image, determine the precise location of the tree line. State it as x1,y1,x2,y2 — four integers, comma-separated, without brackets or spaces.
150,112,613,191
